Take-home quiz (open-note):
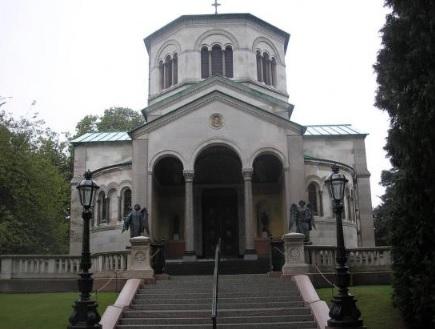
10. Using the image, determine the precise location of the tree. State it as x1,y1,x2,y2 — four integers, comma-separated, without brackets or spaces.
0,111,70,254
74,107,145,137
374,1,435,327
373,169,397,246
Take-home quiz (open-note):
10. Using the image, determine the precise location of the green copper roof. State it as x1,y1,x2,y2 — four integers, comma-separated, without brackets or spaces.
71,124,364,145
71,132,131,144
304,124,365,136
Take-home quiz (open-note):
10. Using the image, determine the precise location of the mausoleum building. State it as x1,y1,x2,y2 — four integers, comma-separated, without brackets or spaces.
70,13,375,259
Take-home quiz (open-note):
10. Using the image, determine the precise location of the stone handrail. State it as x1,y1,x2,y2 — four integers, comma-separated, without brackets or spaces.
0,251,129,279
92,251,129,273
304,245,392,272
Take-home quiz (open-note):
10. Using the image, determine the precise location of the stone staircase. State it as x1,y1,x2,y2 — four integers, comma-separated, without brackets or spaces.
115,274,318,328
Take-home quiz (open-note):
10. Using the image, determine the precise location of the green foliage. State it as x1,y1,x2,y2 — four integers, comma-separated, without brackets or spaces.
374,1,435,328
0,292,117,329
0,111,70,254
373,169,397,246
74,107,145,137
317,286,406,329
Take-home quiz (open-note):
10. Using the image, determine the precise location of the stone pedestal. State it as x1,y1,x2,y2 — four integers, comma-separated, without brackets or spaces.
124,236,154,279
282,233,309,276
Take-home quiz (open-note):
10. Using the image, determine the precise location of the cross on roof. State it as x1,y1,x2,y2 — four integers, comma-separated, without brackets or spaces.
212,0,221,15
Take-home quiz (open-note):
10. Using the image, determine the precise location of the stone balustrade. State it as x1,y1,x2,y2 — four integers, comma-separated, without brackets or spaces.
0,251,129,279
304,245,392,272
0,255,81,279
92,251,129,273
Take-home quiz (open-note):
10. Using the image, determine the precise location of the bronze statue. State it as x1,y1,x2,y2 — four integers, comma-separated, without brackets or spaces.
289,200,315,243
122,204,149,238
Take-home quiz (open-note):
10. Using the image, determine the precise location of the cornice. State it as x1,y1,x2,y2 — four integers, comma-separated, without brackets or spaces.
131,90,304,138
142,76,291,117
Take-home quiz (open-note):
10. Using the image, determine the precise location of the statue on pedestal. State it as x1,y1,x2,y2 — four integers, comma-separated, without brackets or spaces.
122,204,149,238
289,200,315,244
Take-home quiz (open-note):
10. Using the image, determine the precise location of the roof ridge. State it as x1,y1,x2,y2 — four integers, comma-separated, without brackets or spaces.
305,124,352,127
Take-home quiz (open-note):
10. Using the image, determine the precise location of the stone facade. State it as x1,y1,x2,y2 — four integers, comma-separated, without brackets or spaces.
70,13,375,256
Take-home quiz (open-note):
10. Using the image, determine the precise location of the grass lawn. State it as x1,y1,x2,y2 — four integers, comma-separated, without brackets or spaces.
0,292,117,329
317,285,406,329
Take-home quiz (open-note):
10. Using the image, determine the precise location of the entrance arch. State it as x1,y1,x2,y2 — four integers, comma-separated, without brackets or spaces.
152,156,185,241
194,145,242,258
252,153,285,240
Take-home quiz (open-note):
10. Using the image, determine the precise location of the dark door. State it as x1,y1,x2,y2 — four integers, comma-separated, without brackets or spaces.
202,188,239,258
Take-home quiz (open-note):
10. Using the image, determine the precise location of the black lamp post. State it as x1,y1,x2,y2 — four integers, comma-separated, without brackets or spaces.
68,170,102,329
325,164,364,329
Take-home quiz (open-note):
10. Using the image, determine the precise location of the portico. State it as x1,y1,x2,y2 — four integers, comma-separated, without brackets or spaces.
69,13,375,259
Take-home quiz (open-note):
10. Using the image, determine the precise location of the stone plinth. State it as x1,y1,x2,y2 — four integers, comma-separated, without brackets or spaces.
125,236,154,279
282,233,309,276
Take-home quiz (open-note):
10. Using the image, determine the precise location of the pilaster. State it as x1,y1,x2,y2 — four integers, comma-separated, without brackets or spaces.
243,168,257,259
183,170,196,260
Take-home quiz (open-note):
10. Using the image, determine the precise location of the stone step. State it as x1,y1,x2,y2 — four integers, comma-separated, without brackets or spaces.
116,321,317,328
138,285,298,293
130,301,305,310
122,307,312,318
133,295,300,304
119,314,314,325
134,292,300,300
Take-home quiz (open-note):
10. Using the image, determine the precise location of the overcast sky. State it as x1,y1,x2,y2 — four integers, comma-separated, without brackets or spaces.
0,0,391,206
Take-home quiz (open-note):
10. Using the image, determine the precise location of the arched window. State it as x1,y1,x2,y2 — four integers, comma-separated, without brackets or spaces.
346,189,353,222
159,53,178,90
165,55,172,88
224,46,233,78
262,53,270,85
211,45,223,76
308,182,323,217
173,53,178,85
308,183,318,216
122,188,132,219
271,58,277,87
201,46,209,79
159,61,164,90
257,52,276,87
201,45,233,79
256,51,262,82
97,191,107,225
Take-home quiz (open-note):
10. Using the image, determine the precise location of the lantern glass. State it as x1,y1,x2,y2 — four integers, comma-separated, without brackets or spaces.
326,165,348,202
77,171,99,209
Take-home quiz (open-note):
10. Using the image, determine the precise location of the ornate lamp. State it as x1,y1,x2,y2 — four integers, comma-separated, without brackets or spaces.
325,164,365,329
77,170,99,209
68,170,102,329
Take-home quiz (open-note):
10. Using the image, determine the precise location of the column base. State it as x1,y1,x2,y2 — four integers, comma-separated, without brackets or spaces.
243,249,258,260
183,251,197,261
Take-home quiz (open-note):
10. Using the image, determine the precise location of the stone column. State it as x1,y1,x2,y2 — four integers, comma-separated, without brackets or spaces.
283,167,291,232
353,138,375,246
147,170,153,239
183,170,196,260
287,135,305,213
125,236,154,279
282,233,309,276
243,168,257,260
132,138,148,208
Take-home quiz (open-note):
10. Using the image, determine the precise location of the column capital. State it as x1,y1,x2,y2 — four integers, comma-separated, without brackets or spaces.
183,170,194,182
242,168,253,180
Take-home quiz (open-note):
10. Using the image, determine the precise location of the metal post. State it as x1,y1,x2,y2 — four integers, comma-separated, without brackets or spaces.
68,210,101,329
327,200,364,328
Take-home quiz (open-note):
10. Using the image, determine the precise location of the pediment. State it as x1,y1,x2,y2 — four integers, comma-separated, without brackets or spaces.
130,90,305,139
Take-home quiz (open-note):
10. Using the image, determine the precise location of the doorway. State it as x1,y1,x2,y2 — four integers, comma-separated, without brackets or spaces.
202,188,239,258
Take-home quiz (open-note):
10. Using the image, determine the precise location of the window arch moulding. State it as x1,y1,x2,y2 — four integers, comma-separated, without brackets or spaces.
252,37,282,65
194,29,239,51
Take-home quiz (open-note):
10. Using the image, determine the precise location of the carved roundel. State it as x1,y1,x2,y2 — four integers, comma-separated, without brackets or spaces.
209,113,224,129
134,251,145,262
289,247,300,259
